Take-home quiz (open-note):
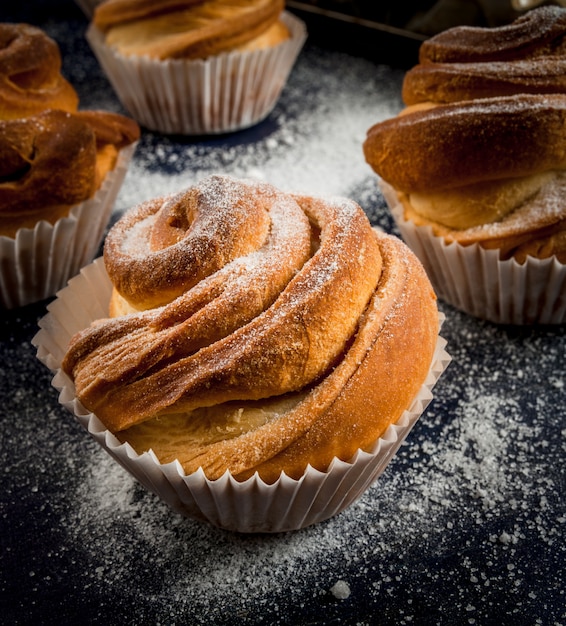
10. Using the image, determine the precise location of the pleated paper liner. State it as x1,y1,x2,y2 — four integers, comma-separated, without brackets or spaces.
86,12,307,135
34,257,450,533
0,144,136,309
380,180,566,325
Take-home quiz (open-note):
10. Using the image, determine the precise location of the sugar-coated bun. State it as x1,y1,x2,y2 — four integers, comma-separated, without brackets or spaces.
364,94,566,194
364,3,566,266
62,175,438,483
364,94,566,262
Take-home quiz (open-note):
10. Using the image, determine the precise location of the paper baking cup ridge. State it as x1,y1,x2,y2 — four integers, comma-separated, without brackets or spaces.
380,180,566,325
0,144,135,309
86,12,307,135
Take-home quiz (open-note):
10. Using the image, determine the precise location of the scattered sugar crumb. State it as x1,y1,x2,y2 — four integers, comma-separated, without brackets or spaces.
330,580,351,600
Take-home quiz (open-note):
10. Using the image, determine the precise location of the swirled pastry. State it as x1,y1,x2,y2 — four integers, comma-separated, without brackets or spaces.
364,6,566,264
0,109,140,237
403,7,566,106
62,175,439,483
0,23,79,120
93,0,289,60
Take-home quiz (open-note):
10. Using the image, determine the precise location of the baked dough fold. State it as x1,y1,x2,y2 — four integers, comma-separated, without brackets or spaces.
93,0,288,60
403,6,566,105
0,109,140,236
364,93,566,261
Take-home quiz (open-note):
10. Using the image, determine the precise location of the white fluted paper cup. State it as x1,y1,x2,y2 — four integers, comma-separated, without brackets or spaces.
86,12,307,135
0,144,136,309
381,181,566,325
33,257,450,533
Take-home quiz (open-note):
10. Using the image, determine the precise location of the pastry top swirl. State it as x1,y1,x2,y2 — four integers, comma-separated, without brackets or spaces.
103,174,304,310
93,0,288,60
403,6,566,105
62,175,439,482
0,23,79,119
419,6,566,64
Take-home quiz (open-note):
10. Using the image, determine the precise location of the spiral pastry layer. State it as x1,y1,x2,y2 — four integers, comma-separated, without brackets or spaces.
402,6,566,105
62,175,439,482
93,0,288,60
364,94,566,194
0,23,79,120
0,109,140,236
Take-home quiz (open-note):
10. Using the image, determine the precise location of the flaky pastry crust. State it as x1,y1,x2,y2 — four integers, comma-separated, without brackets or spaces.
93,0,288,60
403,6,566,105
364,91,566,260
0,23,79,120
418,6,566,65
364,94,566,194
62,175,438,483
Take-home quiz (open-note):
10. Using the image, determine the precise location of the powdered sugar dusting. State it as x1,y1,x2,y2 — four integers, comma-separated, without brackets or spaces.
119,214,156,256
55,321,564,624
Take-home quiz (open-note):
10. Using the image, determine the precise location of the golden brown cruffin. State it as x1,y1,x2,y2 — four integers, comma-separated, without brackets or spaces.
93,0,289,60
0,109,140,237
0,22,79,120
402,6,566,106
363,94,566,262
61,175,439,484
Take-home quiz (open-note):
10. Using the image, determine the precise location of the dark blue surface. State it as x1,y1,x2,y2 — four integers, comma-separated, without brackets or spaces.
1,3,565,625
